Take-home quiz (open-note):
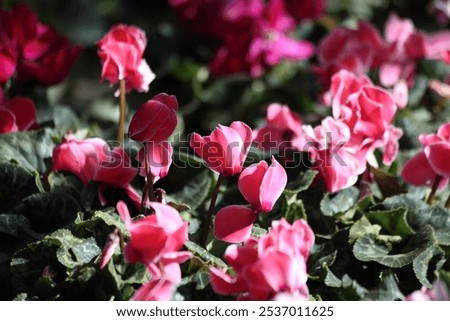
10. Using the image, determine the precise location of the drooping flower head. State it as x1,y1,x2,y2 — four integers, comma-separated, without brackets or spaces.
128,93,178,143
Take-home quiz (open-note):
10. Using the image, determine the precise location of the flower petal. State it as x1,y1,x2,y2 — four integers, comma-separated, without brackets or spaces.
214,205,257,243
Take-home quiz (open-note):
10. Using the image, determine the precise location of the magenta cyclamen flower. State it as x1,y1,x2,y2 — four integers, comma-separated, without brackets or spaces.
116,201,191,301
117,201,191,266
402,122,450,187
210,218,314,301
190,121,253,176
253,103,302,151
52,135,140,206
296,117,367,193
128,93,178,143
326,70,403,166
214,156,287,243
239,156,287,212
97,24,155,93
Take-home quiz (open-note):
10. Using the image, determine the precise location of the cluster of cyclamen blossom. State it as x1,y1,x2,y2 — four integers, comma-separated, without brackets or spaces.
254,70,403,193
169,0,323,77
315,13,450,107
0,4,82,134
189,120,314,299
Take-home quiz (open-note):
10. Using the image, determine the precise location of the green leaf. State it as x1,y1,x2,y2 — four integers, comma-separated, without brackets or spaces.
184,240,228,269
320,186,359,217
251,225,268,238
77,209,129,238
307,243,338,277
353,226,437,268
383,195,450,245
365,208,415,238
0,163,38,213
10,241,58,292
284,199,307,222
45,229,101,269
0,129,55,173
284,170,317,196
167,170,212,211
324,266,342,287
14,192,80,233
363,270,405,301
0,214,39,239
413,245,445,288
349,216,382,243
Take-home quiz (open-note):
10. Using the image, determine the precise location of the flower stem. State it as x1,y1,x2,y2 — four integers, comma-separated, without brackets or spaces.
144,143,156,205
200,174,224,248
427,175,442,204
445,193,450,209
117,79,126,145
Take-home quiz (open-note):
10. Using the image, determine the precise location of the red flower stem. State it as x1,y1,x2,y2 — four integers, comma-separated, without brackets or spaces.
117,79,126,145
140,186,148,214
200,174,224,247
427,175,442,204
144,142,156,204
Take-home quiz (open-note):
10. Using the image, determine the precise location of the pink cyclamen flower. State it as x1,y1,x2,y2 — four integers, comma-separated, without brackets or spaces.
190,121,253,176
116,201,191,266
239,156,287,212
327,69,403,167
128,93,178,143
0,4,82,86
295,117,367,193
402,122,450,187
253,103,302,151
314,21,384,88
214,157,287,243
52,135,140,206
52,135,110,184
210,218,314,300
116,201,191,301
405,279,450,301
97,24,155,93
0,98,38,133
136,141,173,183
